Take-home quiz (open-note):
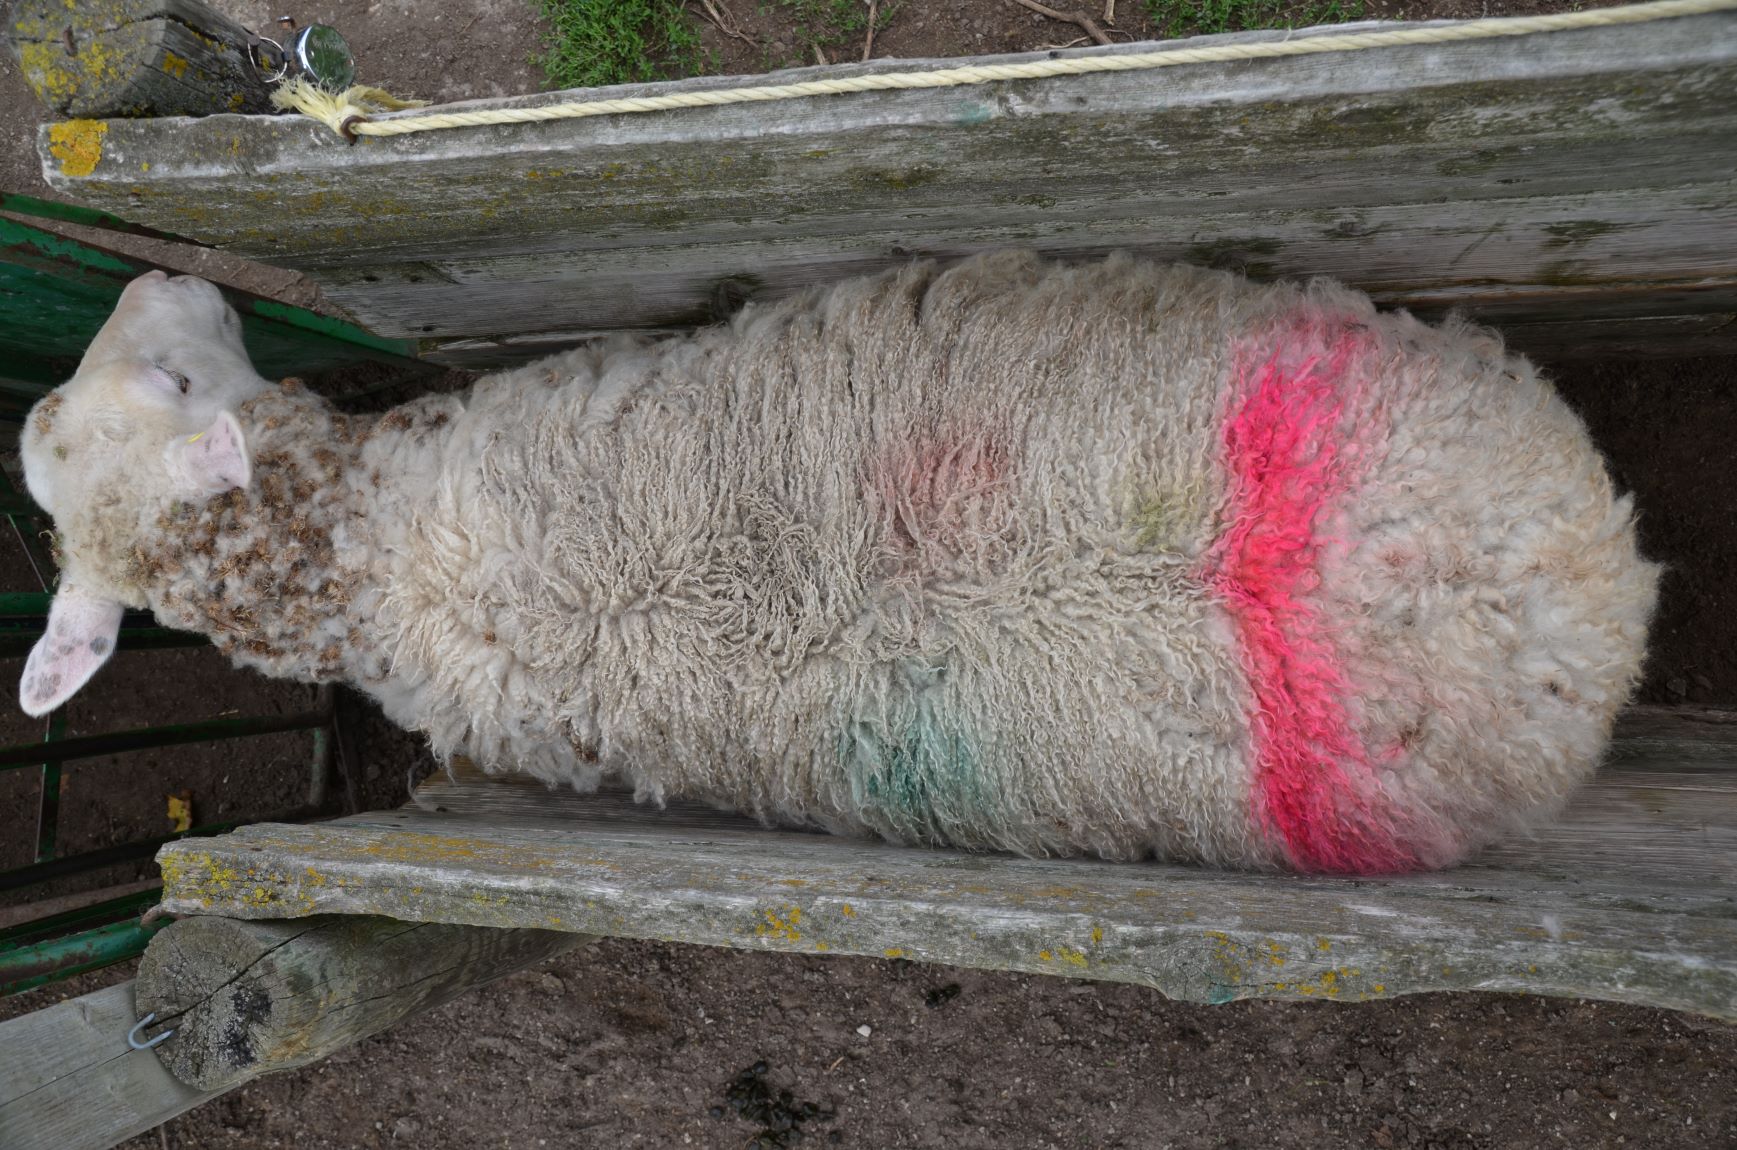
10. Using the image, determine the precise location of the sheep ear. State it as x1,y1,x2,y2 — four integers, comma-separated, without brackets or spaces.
166,410,250,496
20,588,123,717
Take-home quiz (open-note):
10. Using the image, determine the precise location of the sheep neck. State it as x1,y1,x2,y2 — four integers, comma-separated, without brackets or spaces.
131,381,377,685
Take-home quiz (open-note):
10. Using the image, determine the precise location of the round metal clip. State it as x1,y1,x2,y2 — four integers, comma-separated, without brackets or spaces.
249,35,290,83
292,24,356,92
247,17,355,92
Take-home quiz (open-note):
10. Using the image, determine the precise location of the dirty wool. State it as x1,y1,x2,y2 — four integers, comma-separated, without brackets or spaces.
24,253,1658,872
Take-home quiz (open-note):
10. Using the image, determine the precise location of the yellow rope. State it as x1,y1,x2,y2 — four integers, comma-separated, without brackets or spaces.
269,82,427,138
279,0,1737,140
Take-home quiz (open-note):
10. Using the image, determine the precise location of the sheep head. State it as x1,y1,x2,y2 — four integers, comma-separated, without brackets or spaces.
18,270,271,716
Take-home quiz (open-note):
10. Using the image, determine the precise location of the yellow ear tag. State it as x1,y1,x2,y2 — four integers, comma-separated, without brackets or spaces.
187,431,205,443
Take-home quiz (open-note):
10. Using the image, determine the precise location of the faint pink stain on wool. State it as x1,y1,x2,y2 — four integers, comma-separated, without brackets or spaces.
1206,315,1434,874
865,428,1009,556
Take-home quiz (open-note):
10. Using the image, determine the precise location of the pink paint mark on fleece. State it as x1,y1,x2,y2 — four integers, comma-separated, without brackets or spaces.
1206,317,1425,874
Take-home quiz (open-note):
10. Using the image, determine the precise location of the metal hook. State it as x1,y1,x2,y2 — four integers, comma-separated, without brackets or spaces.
127,1012,174,1051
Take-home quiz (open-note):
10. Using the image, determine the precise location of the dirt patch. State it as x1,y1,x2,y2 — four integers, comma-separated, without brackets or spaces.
7,941,1737,1149
692,0,1635,75
1,3,1734,1149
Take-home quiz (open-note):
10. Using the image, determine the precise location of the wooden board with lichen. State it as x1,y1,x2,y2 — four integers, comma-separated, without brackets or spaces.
152,706,1737,1020
36,13,1737,362
9,0,273,119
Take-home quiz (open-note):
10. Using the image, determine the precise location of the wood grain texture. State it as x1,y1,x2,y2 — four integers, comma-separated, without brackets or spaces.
37,15,1737,360
0,981,222,1150
10,0,274,118
153,706,1737,1020
134,915,588,1090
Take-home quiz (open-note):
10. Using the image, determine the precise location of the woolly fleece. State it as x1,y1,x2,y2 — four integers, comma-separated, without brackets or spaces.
24,253,1658,872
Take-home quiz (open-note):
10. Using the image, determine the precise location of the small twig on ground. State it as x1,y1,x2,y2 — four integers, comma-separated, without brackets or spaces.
814,42,830,65
1040,27,1136,48
863,0,879,61
1006,0,1112,45
827,1055,846,1071
695,0,757,44
1103,0,1116,23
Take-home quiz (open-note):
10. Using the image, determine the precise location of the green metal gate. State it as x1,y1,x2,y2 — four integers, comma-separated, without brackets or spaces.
0,197,428,995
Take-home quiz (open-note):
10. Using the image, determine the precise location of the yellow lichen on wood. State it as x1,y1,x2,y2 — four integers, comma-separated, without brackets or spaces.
756,905,804,942
162,50,189,78
18,34,132,108
46,119,107,177
17,41,78,104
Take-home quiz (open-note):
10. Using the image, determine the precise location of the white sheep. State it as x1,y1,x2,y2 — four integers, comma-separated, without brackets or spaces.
17,252,1657,873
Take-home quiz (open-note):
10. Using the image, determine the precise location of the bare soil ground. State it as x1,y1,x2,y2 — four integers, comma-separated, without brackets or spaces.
2,2,1735,1148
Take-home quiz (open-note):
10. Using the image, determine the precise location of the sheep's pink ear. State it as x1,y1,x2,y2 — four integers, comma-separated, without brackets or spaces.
20,588,123,717
166,411,250,496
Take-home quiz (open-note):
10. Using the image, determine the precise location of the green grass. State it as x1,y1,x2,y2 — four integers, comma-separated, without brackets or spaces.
1144,0,1365,38
532,0,706,89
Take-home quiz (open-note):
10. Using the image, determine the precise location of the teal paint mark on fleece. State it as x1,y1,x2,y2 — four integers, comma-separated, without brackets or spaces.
842,689,984,842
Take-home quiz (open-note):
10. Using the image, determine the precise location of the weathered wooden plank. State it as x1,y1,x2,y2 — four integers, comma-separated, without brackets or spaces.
134,915,588,1090
153,706,1737,1020
10,0,274,118
301,187,1735,351
0,981,223,1150
39,14,1737,359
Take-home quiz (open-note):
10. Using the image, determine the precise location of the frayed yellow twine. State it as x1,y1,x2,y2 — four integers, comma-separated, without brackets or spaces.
270,78,429,142
275,0,1737,141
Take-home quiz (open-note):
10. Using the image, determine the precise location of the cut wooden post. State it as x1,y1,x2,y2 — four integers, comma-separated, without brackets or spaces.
153,705,1737,1021
9,0,273,119
134,914,589,1091
0,981,224,1150
35,13,1737,360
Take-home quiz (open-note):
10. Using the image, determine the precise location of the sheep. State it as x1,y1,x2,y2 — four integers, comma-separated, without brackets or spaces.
16,252,1658,874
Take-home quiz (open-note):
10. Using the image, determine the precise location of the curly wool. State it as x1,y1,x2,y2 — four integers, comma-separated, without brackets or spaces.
121,252,1655,872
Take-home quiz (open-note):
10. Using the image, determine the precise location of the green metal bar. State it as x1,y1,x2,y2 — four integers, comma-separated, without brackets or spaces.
0,915,170,997
0,709,332,770
0,888,162,950
0,193,195,245
248,297,431,362
0,383,50,428
0,819,245,894
0,214,429,376
35,708,66,863
0,591,210,654
308,684,334,810
0,463,56,593
0,377,52,403
0,629,208,657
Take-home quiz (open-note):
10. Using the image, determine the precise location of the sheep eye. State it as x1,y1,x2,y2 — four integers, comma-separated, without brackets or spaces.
168,369,190,394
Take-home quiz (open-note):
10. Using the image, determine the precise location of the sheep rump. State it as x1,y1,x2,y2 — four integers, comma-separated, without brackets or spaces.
30,252,1658,873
